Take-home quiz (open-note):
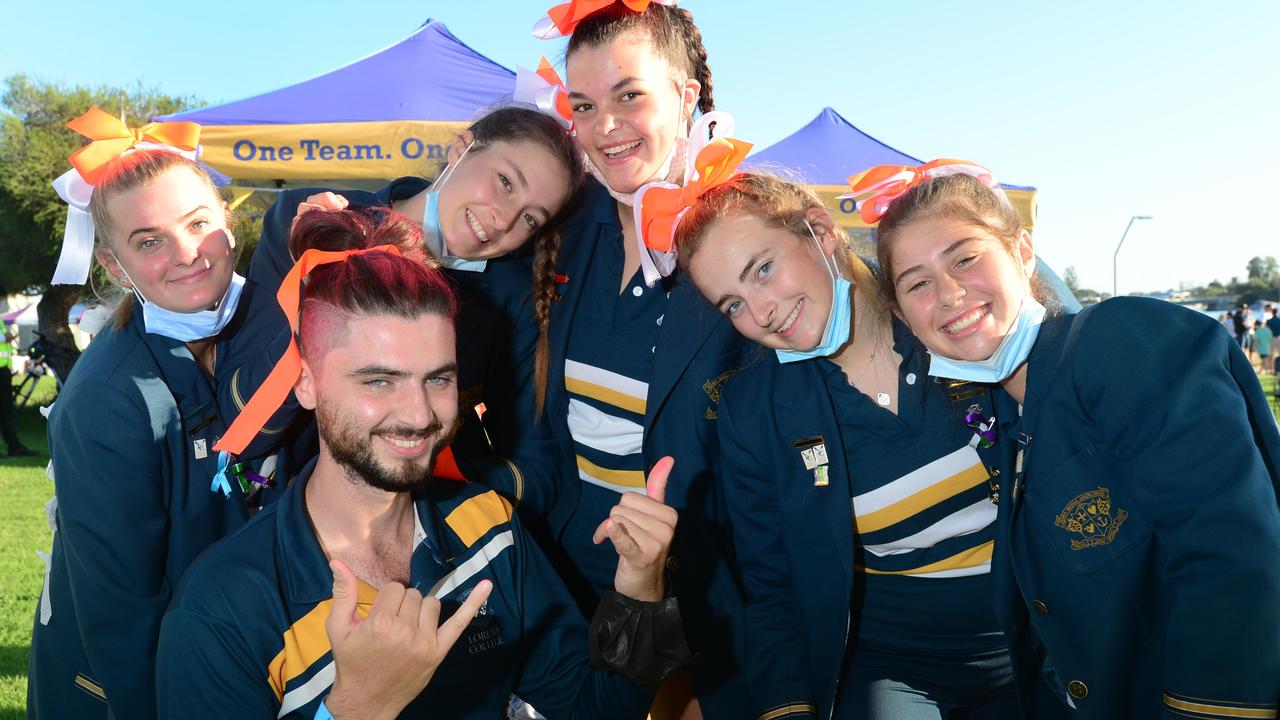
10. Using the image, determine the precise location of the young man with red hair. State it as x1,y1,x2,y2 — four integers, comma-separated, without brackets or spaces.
157,210,686,719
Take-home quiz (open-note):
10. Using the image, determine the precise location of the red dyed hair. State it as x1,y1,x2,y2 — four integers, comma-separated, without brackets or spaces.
291,208,457,363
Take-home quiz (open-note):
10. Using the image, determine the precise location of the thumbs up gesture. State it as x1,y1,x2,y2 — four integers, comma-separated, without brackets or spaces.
594,456,679,602
323,559,492,720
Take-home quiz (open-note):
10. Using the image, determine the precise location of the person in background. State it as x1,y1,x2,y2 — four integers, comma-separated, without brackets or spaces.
1233,303,1249,347
0,316,37,456
1254,317,1273,375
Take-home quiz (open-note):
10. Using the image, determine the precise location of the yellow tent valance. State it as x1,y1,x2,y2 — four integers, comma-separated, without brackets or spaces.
198,120,468,180
813,185,1037,234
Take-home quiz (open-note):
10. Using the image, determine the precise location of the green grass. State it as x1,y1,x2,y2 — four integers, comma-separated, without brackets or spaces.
0,375,56,719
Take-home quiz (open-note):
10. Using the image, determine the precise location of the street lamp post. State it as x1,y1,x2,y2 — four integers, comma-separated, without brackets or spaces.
1113,215,1153,298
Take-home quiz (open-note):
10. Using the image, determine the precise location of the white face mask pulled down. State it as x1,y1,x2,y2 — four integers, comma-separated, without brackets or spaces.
112,251,245,343
421,141,488,273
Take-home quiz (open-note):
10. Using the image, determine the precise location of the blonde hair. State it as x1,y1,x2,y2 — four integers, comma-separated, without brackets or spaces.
86,149,226,327
673,171,887,323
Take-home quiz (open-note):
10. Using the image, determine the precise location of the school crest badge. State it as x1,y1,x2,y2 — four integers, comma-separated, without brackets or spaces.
1054,487,1128,551
702,369,736,420
459,585,503,655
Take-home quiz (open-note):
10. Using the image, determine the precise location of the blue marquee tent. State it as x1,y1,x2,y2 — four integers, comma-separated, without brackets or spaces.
157,20,515,180
744,107,1037,230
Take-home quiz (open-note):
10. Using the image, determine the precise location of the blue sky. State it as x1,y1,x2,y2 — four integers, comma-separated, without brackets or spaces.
3,0,1276,294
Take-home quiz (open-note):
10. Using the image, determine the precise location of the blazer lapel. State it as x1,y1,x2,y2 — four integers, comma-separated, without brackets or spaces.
645,275,718,430
546,214,602,446
774,362,856,584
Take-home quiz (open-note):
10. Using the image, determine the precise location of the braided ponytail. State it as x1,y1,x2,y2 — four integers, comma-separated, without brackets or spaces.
669,6,714,113
531,228,563,419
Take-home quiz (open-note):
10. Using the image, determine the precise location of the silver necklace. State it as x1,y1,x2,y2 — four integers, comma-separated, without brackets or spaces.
847,346,893,406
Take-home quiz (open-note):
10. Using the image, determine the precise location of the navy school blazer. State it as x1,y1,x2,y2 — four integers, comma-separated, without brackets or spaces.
28,300,250,720
992,297,1280,719
466,179,756,718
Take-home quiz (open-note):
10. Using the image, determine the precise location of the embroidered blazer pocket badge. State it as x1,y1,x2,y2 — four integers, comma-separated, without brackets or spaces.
702,369,736,419
1055,487,1128,551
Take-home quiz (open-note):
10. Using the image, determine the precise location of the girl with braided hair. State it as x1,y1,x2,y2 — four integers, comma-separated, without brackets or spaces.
491,3,754,717
239,106,584,466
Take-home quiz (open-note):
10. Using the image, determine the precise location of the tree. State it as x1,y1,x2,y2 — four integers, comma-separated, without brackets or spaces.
1060,265,1103,305
1247,256,1279,282
1063,266,1080,293
0,75,200,381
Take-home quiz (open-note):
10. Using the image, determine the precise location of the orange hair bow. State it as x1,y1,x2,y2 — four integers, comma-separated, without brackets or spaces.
66,106,200,186
637,136,752,254
844,158,996,225
514,57,574,130
215,245,401,456
532,0,676,39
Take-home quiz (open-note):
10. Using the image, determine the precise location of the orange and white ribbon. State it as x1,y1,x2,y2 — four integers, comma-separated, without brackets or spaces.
514,57,574,130
842,158,996,225
532,0,676,39
633,111,751,286
50,107,201,285
215,245,401,455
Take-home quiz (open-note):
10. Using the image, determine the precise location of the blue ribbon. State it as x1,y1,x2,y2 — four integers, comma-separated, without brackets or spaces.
210,450,232,498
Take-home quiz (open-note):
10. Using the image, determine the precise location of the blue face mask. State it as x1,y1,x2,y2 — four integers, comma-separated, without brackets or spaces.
926,296,1046,383
134,272,246,342
421,142,488,273
775,221,854,364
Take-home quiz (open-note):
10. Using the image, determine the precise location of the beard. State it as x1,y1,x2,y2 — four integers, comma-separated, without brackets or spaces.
316,401,460,493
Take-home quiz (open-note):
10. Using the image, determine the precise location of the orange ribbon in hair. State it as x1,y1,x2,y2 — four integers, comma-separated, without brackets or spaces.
637,136,753,253
215,245,401,456
65,106,201,185
533,0,675,39
844,158,996,225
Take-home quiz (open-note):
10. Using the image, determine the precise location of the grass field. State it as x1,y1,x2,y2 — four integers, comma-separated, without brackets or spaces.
0,377,56,719
0,372,1277,717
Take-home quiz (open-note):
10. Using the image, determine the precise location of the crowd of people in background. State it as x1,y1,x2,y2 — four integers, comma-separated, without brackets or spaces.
1220,303,1280,374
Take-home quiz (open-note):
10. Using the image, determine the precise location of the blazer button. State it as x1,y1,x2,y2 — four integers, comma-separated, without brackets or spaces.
666,556,681,572
1033,599,1049,614
1067,680,1088,700
990,468,1001,477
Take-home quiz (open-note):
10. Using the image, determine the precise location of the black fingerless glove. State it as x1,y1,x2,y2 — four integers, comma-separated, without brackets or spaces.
588,590,691,684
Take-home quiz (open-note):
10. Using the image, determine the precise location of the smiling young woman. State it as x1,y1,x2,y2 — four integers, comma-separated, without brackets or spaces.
236,106,584,464
30,136,260,720
489,3,753,718
669,170,1023,720
875,168,1280,719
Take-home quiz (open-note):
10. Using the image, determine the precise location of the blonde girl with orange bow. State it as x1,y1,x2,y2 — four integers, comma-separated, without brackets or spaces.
28,108,348,720
642,160,1044,719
